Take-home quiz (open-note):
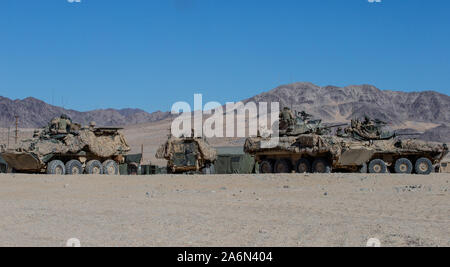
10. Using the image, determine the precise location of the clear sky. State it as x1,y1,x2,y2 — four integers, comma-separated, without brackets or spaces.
0,0,449,112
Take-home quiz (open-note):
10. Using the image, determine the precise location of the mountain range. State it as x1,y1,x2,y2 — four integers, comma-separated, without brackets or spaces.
0,96,172,129
1,82,448,142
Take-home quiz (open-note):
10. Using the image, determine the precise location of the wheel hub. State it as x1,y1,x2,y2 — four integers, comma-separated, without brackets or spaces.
55,166,63,175
399,164,407,172
261,163,271,173
419,163,428,172
316,163,325,173
373,164,381,173
107,165,115,175
93,167,101,174
72,167,80,174
298,164,307,173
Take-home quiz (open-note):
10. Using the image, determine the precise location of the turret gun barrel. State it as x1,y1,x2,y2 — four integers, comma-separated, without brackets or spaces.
323,123,348,128
394,132,423,137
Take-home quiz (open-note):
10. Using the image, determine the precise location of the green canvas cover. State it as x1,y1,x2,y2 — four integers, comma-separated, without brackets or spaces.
214,147,257,174
124,154,143,164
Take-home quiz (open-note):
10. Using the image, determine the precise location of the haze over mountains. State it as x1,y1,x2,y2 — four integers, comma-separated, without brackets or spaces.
1,82,449,142
0,96,172,128
246,82,450,126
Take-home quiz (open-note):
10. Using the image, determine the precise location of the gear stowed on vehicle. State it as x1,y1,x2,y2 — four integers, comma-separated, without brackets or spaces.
244,109,449,175
0,115,131,175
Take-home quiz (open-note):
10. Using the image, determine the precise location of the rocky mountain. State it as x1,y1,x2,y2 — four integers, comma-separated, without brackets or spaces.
0,96,172,128
244,82,449,142
246,82,450,125
1,82,448,142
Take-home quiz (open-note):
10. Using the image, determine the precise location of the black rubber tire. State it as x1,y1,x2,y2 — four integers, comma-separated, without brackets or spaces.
85,160,103,175
65,160,83,175
259,160,273,174
312,158,331,173
296,158,311,173
368,159,387,174
359,163,368,173
46,160,66,175
415,157,433,175
274,159,291,173
102,160,119,175
394,158,413,174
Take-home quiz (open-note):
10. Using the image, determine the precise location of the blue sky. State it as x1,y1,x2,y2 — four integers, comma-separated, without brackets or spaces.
0,0,449,112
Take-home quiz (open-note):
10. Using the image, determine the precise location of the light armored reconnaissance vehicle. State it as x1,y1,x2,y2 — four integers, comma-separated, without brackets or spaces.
244,110,448,175
338,117,449,174
156,134,217,174
0,115,131,175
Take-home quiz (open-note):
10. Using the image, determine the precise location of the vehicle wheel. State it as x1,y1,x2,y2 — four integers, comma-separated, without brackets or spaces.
296,158,311,173
46,160,66,175
394,158,413,174
312,158,331,173
359,163,368,173
85,160,103,175
368,159,387,174
65,160,83,175
259,160,273,174
102,160,119,175
274,159,291,173
415,157,433,175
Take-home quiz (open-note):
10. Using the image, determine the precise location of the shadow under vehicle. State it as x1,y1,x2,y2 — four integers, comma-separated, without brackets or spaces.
244,112,448,175
0,116,132,175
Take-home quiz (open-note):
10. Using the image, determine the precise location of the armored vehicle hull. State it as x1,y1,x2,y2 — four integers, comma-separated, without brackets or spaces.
0,126,131,175
244,135,448,175
156,136,217,174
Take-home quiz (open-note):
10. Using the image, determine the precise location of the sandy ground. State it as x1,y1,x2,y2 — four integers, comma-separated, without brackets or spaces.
0,173,448,247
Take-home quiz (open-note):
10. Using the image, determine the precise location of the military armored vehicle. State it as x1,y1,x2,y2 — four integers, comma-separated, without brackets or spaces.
339,117,449,174
156,134,217,174
244,111,448,175
0,115,131,175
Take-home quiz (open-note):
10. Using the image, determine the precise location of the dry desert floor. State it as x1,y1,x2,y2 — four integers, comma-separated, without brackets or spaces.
0,173,449,247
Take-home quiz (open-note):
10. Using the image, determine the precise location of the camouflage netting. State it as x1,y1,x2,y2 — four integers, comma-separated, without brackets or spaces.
399,139,448,153
156,137,217,162
9,128,130,159
79,130,130,158
244,135,344,157
245,135,449,163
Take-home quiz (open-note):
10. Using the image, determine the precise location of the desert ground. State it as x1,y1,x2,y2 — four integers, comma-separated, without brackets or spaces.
0,172,448,247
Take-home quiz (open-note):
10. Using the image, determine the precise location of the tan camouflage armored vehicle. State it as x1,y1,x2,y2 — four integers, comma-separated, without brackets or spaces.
0,115,131,175
156,134,217,174
339,117,448,174
244,111,448,175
